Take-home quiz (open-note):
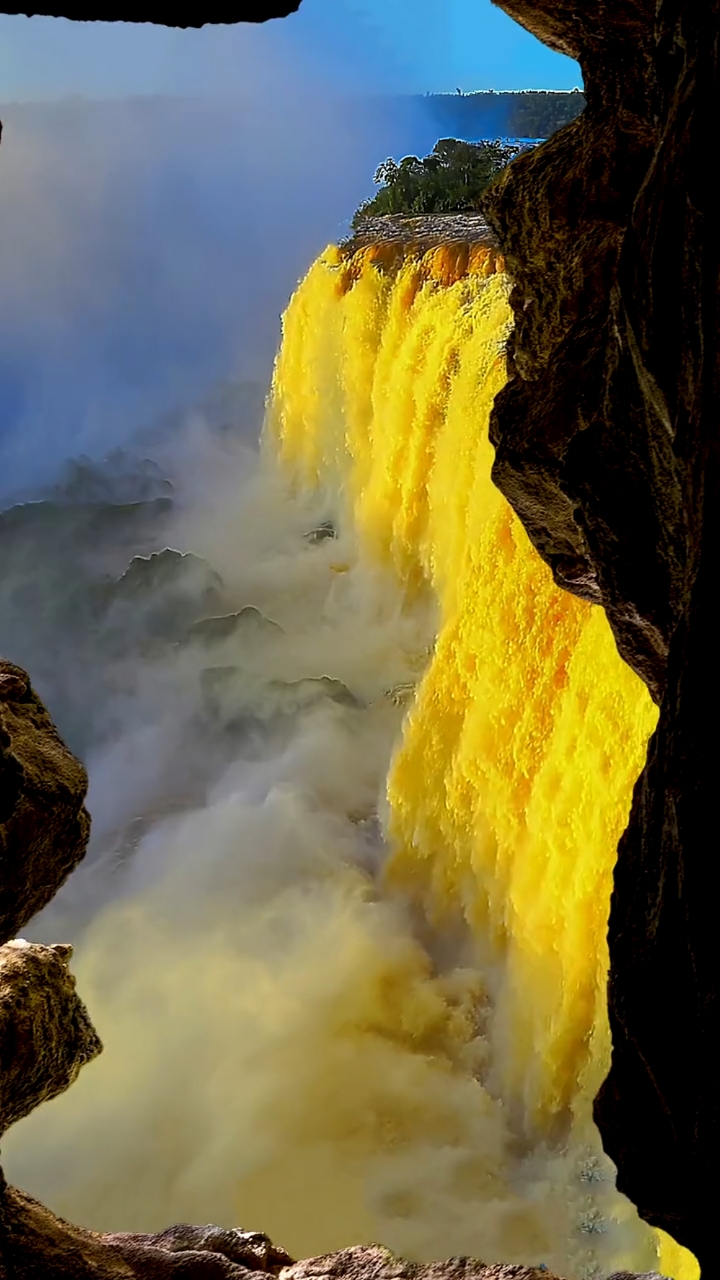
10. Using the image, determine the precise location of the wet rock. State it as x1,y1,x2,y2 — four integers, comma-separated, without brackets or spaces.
382,682,417,708
0,498,173,565
304,521,337,545
200,669,361,726
96,549,226,645
48,452,173,507
0,940,101,1136
101,549,223,610
186,608,283,647
264,677,360,713
344,215,496,253
0,659,90,946
485,0,719,1269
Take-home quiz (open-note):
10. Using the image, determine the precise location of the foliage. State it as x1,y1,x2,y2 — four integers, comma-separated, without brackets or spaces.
351,138,522,228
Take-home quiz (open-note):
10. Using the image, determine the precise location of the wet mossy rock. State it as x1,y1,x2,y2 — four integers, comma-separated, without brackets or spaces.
0,660,90,946
484,0,720,1272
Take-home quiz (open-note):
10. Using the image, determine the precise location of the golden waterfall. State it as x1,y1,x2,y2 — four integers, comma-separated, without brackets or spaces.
266,239,697,1280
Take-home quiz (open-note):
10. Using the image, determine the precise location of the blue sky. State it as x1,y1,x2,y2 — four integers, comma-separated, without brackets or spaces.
0,0,581,101
0,0,580,492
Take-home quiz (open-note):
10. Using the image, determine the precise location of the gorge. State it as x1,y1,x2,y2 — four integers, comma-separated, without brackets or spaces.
1,1,717,1279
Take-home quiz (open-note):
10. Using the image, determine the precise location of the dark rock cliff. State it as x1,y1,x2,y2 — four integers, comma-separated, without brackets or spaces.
483,0,719,1272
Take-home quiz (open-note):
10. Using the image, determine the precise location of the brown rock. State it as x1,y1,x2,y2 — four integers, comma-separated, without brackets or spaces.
484,0,720,1272
0,1182,291,1278
279,1248,553,1280
483,4,666,702
344,215,496,253
0,940,102,1136
0,659,91,947
280,1248,666,1280
105,1225,293,1274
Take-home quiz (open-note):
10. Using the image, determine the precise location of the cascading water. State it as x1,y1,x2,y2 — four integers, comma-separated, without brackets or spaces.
3,233,698,1280
267,237,697,1280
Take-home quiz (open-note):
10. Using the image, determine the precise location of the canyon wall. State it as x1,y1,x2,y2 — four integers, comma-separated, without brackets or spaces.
483,0,719,1271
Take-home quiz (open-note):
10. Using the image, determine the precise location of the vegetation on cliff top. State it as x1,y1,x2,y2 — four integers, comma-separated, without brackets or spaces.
351,138,523,227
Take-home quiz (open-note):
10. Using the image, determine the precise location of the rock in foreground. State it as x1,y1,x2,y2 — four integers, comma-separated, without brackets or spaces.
0,1211,669,1280
0,1188,292,1278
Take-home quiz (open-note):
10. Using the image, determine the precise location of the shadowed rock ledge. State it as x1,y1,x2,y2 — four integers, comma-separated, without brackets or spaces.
0,941,101,1136
0,660,91,949
484,0,719,1271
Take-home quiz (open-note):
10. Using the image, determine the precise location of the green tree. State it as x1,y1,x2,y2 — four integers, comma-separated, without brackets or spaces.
352,137,523,227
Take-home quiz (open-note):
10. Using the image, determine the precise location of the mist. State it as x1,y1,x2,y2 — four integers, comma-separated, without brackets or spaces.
0,81,436,497
2,424,643,1277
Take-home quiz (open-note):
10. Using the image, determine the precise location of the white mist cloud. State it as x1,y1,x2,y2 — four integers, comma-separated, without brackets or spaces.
1,427,658,1280
0,81,435,497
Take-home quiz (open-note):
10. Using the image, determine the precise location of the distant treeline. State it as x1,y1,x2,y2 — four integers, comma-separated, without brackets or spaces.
418,89,585,140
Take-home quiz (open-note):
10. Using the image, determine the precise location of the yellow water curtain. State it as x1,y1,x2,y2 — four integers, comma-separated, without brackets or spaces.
266,241,697,1280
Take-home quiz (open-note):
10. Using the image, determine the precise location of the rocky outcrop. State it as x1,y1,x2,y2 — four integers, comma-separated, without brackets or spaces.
484,0,719,1271
0,1189,293,1278
0,660,91,946
0,940,101,1136
0,1217,670,1280
283,1250,552,1280
483,2,665,700
275,1246,664,1280
344,215,496,253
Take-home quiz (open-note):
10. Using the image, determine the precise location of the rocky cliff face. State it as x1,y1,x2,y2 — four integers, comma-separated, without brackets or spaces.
483,0,719,1271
